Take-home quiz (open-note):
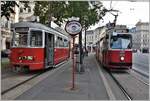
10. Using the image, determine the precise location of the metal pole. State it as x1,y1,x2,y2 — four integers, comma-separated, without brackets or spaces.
71,36,75,90
84,26,87,52
79,31,83,64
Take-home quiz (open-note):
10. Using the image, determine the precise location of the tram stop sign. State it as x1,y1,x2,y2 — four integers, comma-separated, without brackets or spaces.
65,20,82,36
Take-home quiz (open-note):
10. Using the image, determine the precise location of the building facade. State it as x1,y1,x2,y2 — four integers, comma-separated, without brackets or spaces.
133,21,149,52
19,2,38,22
1,3,19,50
86,30,94,52
86,26,106,52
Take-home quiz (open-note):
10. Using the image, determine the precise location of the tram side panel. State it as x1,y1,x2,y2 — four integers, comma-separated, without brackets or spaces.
54,48,68,65
10,48,45,70
54,38,70,64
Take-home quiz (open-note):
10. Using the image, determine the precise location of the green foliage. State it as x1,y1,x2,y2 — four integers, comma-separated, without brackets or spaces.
1,1,29,20
1,1,18,20
34,1,107,28
34,1,66,26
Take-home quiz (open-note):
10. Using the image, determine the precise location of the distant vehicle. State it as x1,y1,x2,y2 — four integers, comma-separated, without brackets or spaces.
142,48,149,53
10,22,70,71
95,26,132,70
1,49,11,57
132,49,137,53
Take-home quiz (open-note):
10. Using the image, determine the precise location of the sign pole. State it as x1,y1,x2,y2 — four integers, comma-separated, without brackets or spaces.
65,20,82,91
71,36,75,90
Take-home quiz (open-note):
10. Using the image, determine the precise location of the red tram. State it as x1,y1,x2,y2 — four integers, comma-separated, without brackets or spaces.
96,25,132,70
10,22,70,71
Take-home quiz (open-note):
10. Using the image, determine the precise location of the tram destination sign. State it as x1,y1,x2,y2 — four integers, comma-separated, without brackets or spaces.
65,20,82,36
15,27,29,32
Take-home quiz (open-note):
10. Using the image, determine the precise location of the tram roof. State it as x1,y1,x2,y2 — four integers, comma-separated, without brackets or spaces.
12,21,68,39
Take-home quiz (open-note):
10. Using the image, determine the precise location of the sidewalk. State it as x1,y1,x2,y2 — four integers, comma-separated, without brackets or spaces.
15,54,109,100
1,57,11,73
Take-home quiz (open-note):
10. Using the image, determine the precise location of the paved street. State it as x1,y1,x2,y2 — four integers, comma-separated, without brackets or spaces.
2,53,149,100
15,54,109,100
133,52,149,77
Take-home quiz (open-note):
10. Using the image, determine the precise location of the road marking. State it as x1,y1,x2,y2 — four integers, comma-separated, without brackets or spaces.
95,59,116,100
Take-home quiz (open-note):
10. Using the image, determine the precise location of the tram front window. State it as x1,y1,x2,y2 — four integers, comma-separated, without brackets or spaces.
13,32,28,47
30,31,43,47
110,35,131,49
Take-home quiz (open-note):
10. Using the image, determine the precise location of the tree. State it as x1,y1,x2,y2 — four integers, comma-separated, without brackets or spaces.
34,1,66,26
1,1,29,20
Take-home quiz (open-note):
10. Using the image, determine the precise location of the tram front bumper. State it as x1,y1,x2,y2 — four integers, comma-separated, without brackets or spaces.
11,62,44,70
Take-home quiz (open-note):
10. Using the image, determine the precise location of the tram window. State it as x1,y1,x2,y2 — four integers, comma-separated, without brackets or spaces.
54,36,58,47
30,31,42,47
57,36,64,47
110,35,131,49
64,39,68,47
13,32,28,47
60,37,64,47
55,37,59,47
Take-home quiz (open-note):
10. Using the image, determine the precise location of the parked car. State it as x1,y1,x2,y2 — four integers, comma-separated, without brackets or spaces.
1,49,11,57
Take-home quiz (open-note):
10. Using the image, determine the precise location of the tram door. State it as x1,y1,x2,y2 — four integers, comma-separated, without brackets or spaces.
45,33,54,67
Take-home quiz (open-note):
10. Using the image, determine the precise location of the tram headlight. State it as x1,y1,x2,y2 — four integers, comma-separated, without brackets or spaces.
120,56,124,61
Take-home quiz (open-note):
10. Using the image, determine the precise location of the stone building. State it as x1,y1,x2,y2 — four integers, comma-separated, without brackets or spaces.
19,2,38,22
86,30,94,52
1,3,19,50
132,21,149,52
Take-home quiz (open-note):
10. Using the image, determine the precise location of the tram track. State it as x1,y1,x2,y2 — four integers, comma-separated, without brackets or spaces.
95,57,132,100
126,70,149,86
1,60,68,96
108,71,133,100
108,69,149,100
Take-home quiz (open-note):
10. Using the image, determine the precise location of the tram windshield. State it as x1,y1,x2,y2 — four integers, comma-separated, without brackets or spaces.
13,32,28,47
12,30,43,47
110,34,132,49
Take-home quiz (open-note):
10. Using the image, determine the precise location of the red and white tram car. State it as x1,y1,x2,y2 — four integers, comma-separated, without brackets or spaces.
96,25,132,70
10,22,70,71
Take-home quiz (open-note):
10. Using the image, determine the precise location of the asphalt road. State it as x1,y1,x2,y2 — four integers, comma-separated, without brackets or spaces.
133,52,149,77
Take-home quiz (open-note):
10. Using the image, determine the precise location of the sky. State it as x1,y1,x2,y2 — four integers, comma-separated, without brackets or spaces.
89,1,149,30
51,1,149,30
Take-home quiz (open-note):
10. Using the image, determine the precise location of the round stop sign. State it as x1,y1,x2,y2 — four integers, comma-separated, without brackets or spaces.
65,20,82,36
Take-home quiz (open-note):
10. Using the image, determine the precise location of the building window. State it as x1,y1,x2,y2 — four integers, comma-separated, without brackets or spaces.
28,7,31,13
20,8,23,13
